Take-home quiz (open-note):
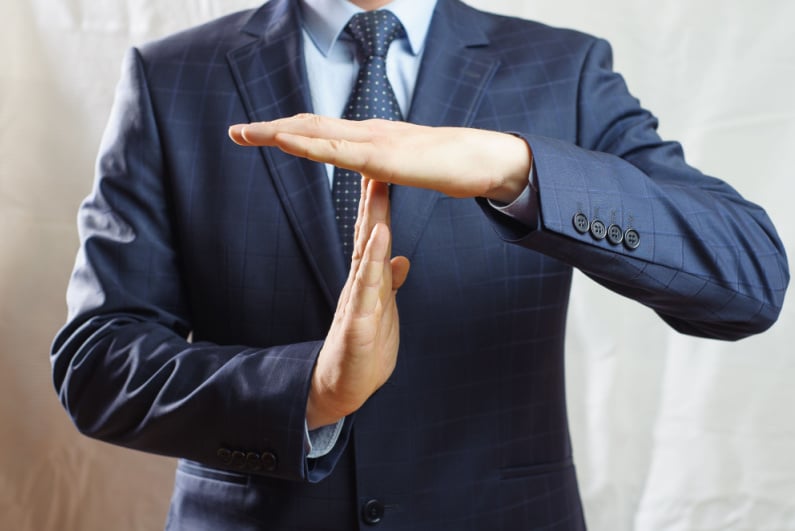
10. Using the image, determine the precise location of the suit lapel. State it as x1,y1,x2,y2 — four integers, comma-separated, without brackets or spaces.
227,0,346,310
225,0,500,290
392,0,500,260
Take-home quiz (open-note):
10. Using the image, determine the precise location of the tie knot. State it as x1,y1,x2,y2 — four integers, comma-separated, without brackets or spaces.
345,10,405,59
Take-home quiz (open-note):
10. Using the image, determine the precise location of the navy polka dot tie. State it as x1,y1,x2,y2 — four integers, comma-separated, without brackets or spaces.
333,10,405,262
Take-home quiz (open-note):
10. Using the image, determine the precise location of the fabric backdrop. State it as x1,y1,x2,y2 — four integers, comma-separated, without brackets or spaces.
1,0,792,529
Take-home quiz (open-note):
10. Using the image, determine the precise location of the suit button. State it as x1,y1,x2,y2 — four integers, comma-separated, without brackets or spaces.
573,213,589,234
260,451,278,472
245,452,262,472
216,448,233,465
624,229,640,250
230,450,246,470
607,224,623,245
590,219,606,240
361,498,385,525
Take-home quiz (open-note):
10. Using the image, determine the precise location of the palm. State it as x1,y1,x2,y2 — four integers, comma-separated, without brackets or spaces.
306,179,409,429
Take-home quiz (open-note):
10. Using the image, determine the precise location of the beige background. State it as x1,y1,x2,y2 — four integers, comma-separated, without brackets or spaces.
1,0,793,529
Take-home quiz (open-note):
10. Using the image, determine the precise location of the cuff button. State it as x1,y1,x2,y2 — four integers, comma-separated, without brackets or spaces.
624,229,640,250
573,213,590,234
260,451,278,472
230,450,246,470
607,224,623,245
216,448,232,465
590,219,606,240
245,452,262,472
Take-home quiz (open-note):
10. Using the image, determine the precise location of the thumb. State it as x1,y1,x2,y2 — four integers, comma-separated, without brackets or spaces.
390,256,410,290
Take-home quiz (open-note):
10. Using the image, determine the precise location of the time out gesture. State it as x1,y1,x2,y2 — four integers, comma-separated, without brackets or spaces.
229,115,532,428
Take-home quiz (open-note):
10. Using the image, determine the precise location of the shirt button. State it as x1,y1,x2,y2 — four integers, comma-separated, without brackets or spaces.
361,498,385,525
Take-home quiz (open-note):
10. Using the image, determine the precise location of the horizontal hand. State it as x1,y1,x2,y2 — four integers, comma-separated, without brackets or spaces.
229,114,532,203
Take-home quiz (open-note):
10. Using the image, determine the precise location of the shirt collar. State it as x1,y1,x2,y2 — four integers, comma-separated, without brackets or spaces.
299,0,438,57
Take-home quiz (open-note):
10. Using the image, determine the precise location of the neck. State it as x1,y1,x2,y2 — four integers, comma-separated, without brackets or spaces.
348,0,393,9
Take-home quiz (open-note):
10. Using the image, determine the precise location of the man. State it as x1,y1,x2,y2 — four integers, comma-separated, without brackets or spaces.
51,0,788,529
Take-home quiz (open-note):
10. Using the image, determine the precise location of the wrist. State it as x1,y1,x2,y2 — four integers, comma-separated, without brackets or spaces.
486,133,533,203
306,374,346,431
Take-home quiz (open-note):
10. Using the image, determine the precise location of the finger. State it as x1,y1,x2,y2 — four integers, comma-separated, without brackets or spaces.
353,179,390,262
366,180,390,227
340,179,382,317
350,223,391,318
351,177,369,264
230,114,374,146
273,132,376,174
274,114,374,141
339,178,386,313
390,256,411,291
335,179,368,313
228,124,251,145
229,121,287,147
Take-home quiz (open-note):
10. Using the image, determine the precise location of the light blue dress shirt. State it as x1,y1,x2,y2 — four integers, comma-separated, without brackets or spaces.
301,0,438,187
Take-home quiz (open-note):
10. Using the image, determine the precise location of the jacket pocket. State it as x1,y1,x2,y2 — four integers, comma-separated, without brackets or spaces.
499,456,573,480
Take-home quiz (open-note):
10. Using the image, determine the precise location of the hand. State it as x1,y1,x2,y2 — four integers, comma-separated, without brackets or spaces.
229,114,532,203
304,178,410,429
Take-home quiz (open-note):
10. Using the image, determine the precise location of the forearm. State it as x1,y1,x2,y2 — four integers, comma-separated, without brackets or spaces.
483,132,788,338
52,311,335,481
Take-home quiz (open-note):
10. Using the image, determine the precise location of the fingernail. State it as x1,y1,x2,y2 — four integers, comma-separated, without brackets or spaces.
228,124,247,144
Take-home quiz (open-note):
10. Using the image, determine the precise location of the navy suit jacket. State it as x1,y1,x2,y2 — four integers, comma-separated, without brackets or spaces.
52,0,788,529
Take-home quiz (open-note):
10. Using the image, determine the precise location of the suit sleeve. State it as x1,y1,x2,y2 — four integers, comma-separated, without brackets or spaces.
482,38,788,339
50,48,348,483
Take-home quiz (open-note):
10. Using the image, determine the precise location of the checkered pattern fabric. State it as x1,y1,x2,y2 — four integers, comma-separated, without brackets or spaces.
333,10,405,261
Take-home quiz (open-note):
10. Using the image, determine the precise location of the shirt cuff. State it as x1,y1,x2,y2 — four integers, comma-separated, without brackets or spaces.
485,165,538,230
305,419,345,459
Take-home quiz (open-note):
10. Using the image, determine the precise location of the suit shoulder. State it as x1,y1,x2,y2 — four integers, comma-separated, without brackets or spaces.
136,9,257,65
457,2,601,52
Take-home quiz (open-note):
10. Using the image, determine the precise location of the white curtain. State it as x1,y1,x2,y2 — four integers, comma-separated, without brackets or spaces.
1,0,792,529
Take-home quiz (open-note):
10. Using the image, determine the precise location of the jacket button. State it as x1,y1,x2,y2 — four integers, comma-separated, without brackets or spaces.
590,219,606,240
260,451,278,472
572,213,589,234
245,452,262,472
607,224,623,245
216,448,232,465
624,228,640,250
230,450,246,470
361,498,385,525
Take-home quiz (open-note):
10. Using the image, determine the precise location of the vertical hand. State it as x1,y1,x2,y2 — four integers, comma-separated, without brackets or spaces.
306,178,410,429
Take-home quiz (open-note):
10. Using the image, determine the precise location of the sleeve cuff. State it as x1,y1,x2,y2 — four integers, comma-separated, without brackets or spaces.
485,165,539,230
305,419,345,459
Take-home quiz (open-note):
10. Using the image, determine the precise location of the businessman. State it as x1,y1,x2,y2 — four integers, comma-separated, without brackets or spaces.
52,0,789,529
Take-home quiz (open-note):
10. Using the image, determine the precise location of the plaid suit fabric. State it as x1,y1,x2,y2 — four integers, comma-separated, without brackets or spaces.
52,0,787,530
